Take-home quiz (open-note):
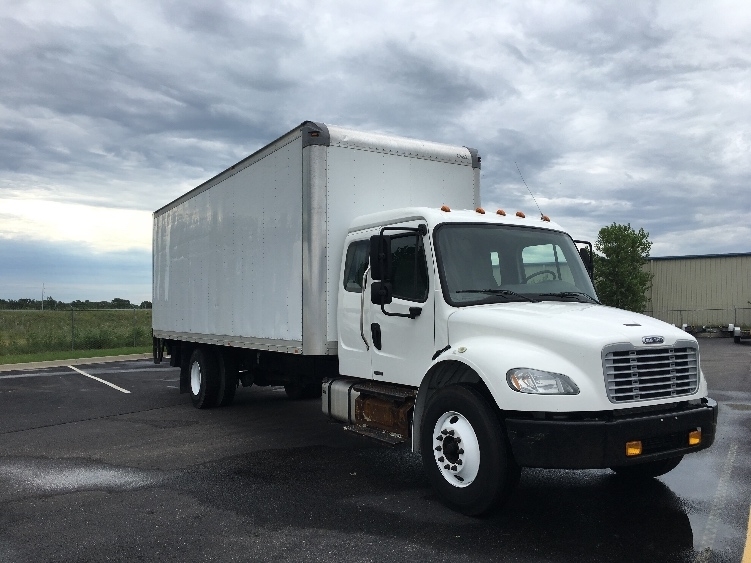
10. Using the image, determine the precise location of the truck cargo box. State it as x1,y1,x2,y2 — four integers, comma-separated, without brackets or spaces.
153,121,479,356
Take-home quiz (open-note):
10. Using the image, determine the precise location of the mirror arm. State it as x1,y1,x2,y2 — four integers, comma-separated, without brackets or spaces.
380,303,422,320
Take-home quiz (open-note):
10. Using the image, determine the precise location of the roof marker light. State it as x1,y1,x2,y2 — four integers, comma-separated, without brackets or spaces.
475,207,485,214
441,205,451,212
516,211,526,218
496,209,506,216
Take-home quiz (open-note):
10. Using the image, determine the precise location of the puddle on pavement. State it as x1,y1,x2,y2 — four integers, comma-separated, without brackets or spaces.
0,459,162,494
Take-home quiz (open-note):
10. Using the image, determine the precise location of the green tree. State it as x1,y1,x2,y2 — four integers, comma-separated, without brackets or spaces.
111,298,133,309
594,223,653,312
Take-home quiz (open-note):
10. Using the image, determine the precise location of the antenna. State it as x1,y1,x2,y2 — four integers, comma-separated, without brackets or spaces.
514,162,544,219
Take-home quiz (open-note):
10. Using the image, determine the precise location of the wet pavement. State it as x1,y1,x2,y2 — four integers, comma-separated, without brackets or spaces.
0,338,749,562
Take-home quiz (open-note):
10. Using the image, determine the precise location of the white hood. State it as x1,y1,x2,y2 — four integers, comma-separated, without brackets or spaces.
445,302,702,412
448,302,693,351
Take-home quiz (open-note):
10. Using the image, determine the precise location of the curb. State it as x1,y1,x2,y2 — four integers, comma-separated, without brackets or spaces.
0,353,153,373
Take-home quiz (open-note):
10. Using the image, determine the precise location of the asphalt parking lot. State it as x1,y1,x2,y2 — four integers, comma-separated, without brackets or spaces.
1,338,749,563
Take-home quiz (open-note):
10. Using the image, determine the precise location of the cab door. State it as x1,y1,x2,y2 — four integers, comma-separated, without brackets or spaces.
337,235,373,379
369,224,435,388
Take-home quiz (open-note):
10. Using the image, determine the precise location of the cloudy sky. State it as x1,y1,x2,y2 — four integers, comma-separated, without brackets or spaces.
1,0,749,303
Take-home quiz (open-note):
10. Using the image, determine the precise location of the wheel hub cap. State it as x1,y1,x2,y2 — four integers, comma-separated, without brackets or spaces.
432,411,481,488
190,362,202,396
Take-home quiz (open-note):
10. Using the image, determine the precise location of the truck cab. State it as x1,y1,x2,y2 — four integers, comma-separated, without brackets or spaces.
332,206,717,515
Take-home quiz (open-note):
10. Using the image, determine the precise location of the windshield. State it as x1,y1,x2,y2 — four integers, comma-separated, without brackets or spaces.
434,223,598,306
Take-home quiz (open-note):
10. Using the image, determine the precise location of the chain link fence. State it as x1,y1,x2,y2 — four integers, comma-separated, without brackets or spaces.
644,307,751,330
0,309,152,357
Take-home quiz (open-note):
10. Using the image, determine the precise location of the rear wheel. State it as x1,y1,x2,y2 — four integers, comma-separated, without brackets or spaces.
189,347,219,409
611,456,683,479
420,385,520,516
215,351,238,407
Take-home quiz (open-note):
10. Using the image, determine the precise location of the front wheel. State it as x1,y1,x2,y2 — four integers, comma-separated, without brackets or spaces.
420,385,520,516
611,456,683,479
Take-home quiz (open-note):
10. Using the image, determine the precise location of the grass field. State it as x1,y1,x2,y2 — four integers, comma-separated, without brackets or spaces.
0,309,152,360
0,347,152,366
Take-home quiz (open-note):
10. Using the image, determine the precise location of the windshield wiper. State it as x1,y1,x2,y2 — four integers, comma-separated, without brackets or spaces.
455,289,539,303
537,291,600,304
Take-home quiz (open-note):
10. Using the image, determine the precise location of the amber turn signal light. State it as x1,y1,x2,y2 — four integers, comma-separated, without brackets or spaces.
689,429,702,446
625,440,643,457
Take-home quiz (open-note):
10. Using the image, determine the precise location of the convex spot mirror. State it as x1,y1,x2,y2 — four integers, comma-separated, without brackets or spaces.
371,281,393,306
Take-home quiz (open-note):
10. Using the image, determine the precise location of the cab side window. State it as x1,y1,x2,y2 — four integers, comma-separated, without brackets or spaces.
389,234,429,302
343,240,370,293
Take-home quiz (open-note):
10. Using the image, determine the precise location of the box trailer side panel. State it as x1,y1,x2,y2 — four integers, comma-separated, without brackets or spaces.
322,125,479,343
153,132,304,351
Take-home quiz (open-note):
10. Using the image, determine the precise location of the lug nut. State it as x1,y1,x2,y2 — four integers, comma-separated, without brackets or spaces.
458,449,464,455
438,456,445,462
451,465,457,471
457,459,462,465
435,446,442,452
455,438,461,443
441,430,448,435
436,435,444,441
447,430,455,436
444,464,450,470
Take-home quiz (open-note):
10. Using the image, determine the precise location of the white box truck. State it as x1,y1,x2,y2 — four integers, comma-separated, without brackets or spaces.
153,121,717,515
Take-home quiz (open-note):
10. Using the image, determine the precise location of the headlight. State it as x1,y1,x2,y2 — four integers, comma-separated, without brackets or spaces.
506,368,579,395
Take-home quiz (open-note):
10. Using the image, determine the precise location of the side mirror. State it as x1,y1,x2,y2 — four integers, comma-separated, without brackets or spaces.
371,281,393,305
369,234,392,281
575,240,594,280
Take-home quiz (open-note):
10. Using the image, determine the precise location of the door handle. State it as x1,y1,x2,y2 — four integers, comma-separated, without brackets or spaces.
360,266,371,350
370,323,382,350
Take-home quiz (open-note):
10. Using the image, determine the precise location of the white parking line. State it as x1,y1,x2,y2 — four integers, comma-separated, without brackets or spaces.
0,373,57,379
695,442,738,561
743,503,751,563
68,365,131,394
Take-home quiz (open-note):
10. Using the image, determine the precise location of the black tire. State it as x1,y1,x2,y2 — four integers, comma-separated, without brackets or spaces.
611,455,683,479
152,337,160,364
215,351,238,407
420,385,520,516
189,347,219,409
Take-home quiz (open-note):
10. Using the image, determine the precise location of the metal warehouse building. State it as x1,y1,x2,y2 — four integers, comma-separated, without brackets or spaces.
645,252,751,328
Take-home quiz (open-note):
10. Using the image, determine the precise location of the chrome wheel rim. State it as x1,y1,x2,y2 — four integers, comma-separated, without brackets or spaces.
190,361,201,396
432,410,480,488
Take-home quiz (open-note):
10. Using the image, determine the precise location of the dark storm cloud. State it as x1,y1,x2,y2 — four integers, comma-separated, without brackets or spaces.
0,6,302,191
530,2,667,57
326,41,497,141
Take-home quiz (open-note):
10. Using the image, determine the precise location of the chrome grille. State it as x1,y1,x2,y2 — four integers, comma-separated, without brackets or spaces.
603,346,699,403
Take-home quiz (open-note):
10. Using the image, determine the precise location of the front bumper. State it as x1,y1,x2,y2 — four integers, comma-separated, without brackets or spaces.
505,399,718,469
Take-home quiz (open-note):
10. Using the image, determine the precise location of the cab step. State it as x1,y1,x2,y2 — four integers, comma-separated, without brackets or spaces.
343,424,407,446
